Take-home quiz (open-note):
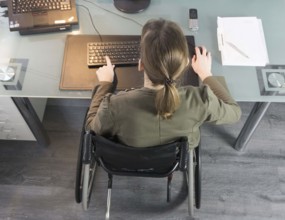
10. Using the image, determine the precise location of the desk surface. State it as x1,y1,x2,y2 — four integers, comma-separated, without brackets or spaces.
0,0,285,102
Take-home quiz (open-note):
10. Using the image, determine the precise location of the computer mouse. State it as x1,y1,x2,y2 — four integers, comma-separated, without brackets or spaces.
0,66,15,82
198,46,203,54
191,46,202,58
193,46,208,57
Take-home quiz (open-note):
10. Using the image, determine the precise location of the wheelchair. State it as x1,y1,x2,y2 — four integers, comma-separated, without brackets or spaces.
75,117,201,219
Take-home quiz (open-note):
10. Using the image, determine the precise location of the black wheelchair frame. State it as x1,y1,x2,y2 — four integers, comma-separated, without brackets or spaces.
75,115,201,219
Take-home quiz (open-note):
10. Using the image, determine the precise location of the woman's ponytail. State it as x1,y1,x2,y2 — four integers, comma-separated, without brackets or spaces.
155,79,180,119
140,19,189,119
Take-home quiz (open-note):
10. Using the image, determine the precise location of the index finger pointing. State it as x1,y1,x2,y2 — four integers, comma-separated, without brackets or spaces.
105,56,112,66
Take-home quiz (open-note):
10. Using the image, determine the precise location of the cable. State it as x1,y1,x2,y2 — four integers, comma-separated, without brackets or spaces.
81,0,143,27
76,4,102,41
77,0,143,41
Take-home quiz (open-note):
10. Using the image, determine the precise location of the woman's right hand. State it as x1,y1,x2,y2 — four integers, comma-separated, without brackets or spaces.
191,46,212,81
96,56,115,83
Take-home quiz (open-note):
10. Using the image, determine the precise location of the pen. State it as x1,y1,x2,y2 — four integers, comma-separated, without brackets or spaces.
226,41,250,59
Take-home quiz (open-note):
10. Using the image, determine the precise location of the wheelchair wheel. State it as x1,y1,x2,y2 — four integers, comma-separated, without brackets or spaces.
82,153,97,211
185,149,195,217
75,121,86,203
194,145,201,209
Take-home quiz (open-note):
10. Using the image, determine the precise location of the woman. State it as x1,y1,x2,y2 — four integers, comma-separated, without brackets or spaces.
85,18,241,149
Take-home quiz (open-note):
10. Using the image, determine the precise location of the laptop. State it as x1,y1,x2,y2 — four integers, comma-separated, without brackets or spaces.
7,0,78,35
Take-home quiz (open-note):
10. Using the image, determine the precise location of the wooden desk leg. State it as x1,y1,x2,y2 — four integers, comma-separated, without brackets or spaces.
12,97,50,147
234,102,271,152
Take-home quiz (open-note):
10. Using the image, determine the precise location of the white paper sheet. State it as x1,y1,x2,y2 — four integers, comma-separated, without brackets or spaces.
217,17,269,66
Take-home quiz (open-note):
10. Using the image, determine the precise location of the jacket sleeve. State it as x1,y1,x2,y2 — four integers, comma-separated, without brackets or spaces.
202,76,242,124
85,82,115,132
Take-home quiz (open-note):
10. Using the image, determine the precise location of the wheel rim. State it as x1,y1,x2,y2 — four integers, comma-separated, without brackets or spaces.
82,158,97,210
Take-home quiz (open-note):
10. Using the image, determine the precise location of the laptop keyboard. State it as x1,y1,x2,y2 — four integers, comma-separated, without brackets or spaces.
87,41,140,67
12,0,71,14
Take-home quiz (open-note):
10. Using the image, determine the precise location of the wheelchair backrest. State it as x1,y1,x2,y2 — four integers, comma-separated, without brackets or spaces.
92,135,189,174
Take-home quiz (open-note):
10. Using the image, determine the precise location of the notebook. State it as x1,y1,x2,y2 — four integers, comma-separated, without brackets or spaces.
7,0,78,35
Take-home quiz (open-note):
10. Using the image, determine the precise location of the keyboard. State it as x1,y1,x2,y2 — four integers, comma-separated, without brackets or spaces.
87,40,140,67
12,0,71,14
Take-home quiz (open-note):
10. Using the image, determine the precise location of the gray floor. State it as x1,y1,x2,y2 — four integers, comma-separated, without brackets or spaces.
0,100,285,220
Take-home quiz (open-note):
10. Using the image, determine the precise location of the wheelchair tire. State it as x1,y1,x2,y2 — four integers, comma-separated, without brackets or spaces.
82,155,97,211
194,145,201,209
76,108,92,204
75,125,85,203
185,149,195,217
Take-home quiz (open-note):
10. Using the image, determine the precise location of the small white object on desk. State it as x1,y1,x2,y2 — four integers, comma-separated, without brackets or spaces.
0,66,15,82
217,17,269,66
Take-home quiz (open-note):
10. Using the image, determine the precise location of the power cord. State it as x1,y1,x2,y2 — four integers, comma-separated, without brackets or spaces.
76,0,143,41
76,3,102,41
79,0,143,28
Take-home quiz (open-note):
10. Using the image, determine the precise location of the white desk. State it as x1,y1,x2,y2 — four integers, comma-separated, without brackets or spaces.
1,0,284,150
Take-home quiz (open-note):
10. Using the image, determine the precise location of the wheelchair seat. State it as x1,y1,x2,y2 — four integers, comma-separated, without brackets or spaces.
75,131,201,219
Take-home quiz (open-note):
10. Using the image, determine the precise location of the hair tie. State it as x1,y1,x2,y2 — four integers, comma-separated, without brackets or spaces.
165,78,175,85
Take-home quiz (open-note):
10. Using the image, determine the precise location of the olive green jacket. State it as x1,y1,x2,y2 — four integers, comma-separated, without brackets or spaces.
86,76,241,149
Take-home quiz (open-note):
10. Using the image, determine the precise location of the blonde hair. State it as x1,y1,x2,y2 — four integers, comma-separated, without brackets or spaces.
140,19,189,119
